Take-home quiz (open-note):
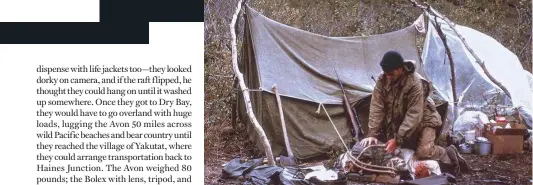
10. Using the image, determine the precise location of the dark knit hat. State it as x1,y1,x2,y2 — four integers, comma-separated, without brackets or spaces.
380,51,404,72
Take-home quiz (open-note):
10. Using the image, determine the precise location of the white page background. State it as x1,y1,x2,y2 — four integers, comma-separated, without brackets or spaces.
0,22,204,184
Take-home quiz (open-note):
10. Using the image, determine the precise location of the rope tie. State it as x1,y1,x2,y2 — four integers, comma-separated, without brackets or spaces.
320,104,349,151
320,102,397,175
315,102,323,114
241,88,263,92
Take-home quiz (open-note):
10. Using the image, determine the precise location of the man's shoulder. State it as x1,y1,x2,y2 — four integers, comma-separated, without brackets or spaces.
406,72,423,80
403,72,425,88
375,73,388,85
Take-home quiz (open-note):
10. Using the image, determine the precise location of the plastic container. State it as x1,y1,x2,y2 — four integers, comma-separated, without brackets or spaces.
496,116,506,124
464,130,476,143
474,140,491,155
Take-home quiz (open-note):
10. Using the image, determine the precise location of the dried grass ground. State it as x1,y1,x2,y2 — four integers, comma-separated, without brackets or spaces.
205,124,532,184
458,152,533,185
204,123,260,184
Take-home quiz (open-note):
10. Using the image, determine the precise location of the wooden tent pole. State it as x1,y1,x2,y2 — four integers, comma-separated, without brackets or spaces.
408,0,512,99
230,0,276,166
430,16,459,120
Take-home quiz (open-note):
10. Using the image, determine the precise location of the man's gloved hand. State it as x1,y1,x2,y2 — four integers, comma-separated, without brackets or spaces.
361,137,377,147
385,138,398,153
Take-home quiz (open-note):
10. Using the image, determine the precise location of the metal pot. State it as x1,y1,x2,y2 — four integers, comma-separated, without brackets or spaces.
474,140,491,155
459,143,473,154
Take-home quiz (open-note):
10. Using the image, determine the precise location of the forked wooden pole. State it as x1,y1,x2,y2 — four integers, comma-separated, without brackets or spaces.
408,0,512,100
230,0,276,166
430,16,459,119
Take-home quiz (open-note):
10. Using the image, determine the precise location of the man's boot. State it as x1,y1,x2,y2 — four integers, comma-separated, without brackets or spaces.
445,145,469,175
445,145,460,175
450,145,469,173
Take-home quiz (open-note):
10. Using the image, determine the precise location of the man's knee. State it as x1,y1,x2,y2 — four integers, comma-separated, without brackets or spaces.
416,146,434,159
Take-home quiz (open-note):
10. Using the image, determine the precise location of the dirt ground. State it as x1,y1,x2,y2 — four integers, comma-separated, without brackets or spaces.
204,124,532,184
204,123,261,184
457,152,532,185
